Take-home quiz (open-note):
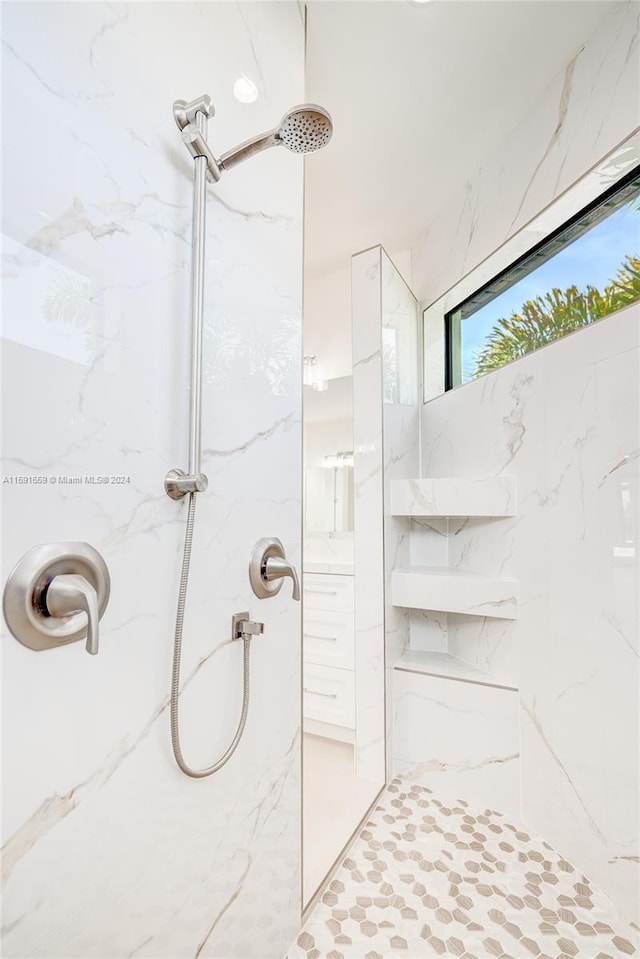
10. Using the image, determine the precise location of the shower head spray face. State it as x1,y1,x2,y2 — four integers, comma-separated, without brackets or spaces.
218,103,333,172
276,105,333,154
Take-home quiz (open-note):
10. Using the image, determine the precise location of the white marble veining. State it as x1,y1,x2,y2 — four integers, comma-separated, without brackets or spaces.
421,129,640,401
391,476,517,518
352,247,420,785
404,517,449,655
393,671,521,820
413,1,640,304
392,567,519,621
418,305,640,923
1,4,304,957
401,16,640,906
380,250,422,788
391,0,640,926
394,649,517,692
352,248,387,786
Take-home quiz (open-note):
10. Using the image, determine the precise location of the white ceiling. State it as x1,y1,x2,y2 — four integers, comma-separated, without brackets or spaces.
304,0,613,281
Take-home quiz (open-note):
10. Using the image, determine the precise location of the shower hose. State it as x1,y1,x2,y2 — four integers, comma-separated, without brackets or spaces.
170,491,252,778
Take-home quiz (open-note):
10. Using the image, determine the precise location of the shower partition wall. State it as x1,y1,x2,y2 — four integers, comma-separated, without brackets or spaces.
352,246,421,784
410,303,640,922
1,4,304,958
401,1,640,921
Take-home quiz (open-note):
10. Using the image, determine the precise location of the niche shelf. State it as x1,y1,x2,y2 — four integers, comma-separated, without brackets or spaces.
391,566,518,620
393,649,517,692
390,476,516,518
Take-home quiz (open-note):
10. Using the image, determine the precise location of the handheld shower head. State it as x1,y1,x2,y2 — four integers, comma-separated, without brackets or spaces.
218,104,333,172
276,105,333,154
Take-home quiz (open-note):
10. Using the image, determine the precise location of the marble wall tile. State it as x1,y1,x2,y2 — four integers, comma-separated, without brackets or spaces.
352,247,420,784
380,247,421,729
406,518,450,654
418,305,640,923
413,1,640,304
392,672,521,820
352,247,387,784
391,476,517,518
1,4,304,957
392,567,518,621
394,0,640,926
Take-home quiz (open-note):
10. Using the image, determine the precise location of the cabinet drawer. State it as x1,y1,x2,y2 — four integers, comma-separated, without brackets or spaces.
303,573,354,612
303,663,355,728
304,609,354,669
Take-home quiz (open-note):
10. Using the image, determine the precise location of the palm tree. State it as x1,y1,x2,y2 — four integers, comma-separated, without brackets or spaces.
473,253,640,378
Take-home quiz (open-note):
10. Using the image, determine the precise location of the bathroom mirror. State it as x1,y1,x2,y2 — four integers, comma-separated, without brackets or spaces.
305,462,354,533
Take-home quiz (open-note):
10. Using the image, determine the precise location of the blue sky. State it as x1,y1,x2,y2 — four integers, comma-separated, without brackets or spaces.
460,200,640,381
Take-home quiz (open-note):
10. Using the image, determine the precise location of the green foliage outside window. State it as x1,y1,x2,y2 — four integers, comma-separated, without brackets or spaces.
473,255,640,378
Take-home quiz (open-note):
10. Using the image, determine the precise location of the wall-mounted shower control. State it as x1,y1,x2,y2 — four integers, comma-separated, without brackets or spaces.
232,611,264,641
249,538,300,602
3,542,110,655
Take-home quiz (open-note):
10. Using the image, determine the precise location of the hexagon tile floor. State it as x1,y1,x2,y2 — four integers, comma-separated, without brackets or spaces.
288,779,638,959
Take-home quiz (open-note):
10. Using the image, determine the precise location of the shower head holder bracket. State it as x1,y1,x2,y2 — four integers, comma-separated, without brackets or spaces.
165,468,208,500
173,96,221,182
173,95,214,132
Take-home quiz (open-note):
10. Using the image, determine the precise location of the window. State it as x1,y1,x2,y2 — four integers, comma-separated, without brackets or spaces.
445,165,640,389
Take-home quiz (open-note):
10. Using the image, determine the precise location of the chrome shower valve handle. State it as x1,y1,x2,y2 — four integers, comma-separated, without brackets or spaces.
264,556,301,600
45,574,100,655
249,538,300,601
2,542,110,654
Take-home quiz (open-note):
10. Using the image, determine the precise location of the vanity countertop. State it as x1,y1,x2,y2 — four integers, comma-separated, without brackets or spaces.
303,562,354,576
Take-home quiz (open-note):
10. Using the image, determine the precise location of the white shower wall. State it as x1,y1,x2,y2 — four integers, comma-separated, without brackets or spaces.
1,4,304,957
415,306,640,922
393,0,640,923
352,246,420,783
412,0,640,303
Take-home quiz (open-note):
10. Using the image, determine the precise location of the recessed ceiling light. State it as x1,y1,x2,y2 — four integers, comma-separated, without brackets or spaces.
233,74,259,104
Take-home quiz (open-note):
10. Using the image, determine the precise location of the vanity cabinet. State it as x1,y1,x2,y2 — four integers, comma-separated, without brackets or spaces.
303,571,355,741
